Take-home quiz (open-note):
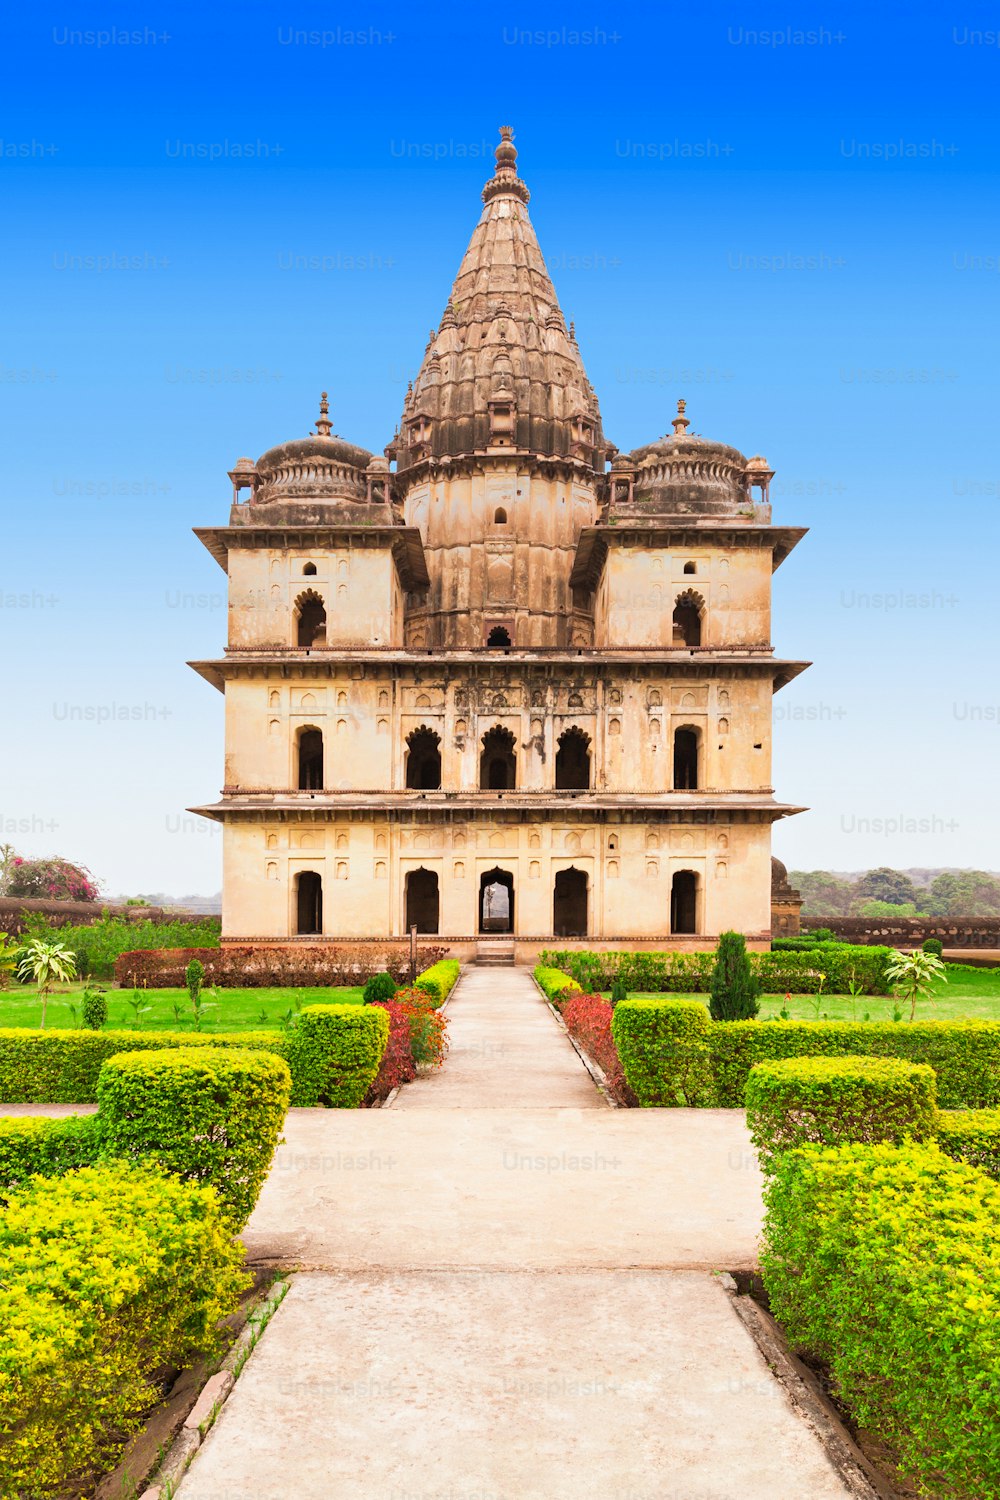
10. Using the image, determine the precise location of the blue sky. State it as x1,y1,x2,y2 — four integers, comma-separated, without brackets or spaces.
2,1,998,895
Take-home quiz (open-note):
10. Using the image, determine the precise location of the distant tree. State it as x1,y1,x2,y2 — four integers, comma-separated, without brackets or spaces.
923,870,1000,918
851,899,926,919
6,856,100,903
790,870,855,917
853,867,919,908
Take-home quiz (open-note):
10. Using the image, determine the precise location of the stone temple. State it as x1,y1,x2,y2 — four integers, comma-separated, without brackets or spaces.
190,127,808,961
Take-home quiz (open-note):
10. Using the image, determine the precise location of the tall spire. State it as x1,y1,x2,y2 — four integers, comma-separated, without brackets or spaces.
395,127,603,475
314,391,333,437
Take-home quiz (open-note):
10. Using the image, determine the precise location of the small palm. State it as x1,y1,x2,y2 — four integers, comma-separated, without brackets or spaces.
16,938,78,1028
885,948,947,1022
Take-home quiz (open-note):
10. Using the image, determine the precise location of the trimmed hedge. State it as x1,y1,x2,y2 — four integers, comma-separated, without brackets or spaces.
0,1162,248,1497
97,1048,290,1228
745,1056,937,1168
611,998,712,1106
533,965,582,1008
414,958,461,1007
0,1114,102,1201
0,1005,389,1108
937,1108,1000,1180
713,1019,1000,1110
114,941,449,988
286,1004,388,1108
540,945,892,996
762,1142,1000,1498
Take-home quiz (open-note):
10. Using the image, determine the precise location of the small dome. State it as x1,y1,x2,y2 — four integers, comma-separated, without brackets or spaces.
231,456,256,472
771,856,788,887
746,454,772,474
627,400,750,517
253,393,372,505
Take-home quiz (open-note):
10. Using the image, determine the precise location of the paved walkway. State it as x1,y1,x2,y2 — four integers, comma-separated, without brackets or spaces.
168,966,852,1499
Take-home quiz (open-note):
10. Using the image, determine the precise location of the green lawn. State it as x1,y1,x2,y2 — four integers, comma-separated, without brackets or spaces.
0,983,365,1033
603,964,1000,1022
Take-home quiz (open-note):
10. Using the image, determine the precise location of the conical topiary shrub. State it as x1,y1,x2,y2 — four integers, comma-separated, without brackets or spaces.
709,930,761,1021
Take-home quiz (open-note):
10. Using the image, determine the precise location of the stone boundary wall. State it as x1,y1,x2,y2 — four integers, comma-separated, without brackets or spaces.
0,897,211,937
803,915,1000,948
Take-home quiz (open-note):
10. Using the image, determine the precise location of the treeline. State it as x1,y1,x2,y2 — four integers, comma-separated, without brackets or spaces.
790,867,1000,919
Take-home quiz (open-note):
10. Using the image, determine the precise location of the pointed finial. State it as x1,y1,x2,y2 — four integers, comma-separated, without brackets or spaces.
672,398,690,436
315,391,333,437
483,125,529,204
569,320,577,343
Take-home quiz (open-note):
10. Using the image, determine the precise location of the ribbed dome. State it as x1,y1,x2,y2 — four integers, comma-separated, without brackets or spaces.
628,400,751,517
253,394,372,505
393,128,605,476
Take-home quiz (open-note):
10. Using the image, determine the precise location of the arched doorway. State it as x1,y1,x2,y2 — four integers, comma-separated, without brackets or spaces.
672,591,704,648
295,870,323,935
670,870,698,935
297,727,324,789
294,590,327,648
405,867,440,934
479,867,514,933
555,728,591,790
480,726,517,789
673,728,699,790
553,867,588,936
405,726,442,789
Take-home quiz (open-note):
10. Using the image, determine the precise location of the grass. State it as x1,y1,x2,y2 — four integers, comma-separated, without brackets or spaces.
0,983,366,1033
601,965,1000,1022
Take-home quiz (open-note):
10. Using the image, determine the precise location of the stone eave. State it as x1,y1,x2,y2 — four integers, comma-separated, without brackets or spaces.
193,525,429,590
189,792,807,823
395,448,602,486
569,524,808,592
186,652,811,695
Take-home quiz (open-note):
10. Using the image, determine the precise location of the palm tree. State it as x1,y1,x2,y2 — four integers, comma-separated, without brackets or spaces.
16,938,78,1029
885,948,947,1022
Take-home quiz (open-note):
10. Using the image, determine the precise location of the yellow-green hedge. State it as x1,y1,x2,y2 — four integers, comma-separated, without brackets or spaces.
745,1055,937,1168
610,998,712,1105
937,1107,1000,1180
414,958,461,1007
97,1048,290,1228
0,1161,248,1498
762,1141,1000,1498
286,1004,388,1108
0,1005,389,1108
533,965,582,1009
0,1115,100,1202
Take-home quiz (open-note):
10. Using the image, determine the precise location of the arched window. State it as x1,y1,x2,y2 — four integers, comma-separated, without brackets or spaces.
670,870,698,934
303,562,317,576
294,589,327,648
480,725,517,789
405,867,440,934
672,590,704,648
295,870,323,934
493,506,508,525
555,727,591,790
673,727,700,790
405,726,442,789
297,726,324,789
683,561,697,575
553,867,588,937
487,625,512,648
479,867,514,932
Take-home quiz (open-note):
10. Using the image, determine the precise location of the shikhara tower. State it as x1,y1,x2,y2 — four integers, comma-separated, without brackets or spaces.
190,128,808,957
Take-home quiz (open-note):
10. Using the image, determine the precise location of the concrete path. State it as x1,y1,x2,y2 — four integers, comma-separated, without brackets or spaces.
164,967,851,1499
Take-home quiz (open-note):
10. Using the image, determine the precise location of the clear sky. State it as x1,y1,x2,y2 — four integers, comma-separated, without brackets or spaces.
2,1,998,896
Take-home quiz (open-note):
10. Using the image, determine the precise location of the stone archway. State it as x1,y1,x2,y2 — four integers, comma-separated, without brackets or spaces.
295,870,323,935
670,870,698,935
405,867,440,934
479,867,514,933
553,866,588,937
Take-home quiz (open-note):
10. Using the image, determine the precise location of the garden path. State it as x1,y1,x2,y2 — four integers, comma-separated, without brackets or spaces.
168,965,853,1499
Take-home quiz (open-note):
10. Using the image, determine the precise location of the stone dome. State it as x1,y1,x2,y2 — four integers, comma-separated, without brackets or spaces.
628,400,751,517
253,394,372,505
770,855,788,889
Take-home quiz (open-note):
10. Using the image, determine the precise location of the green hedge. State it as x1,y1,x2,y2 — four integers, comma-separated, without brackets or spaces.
745,1056,937,1168
0,1161,247,1497
610,998,712,1106
533,965,582,1008
414,958,461,1007
97,1048,290,1228
0,1004,389,1108
762,1142,1000,1498
540,944,892,995
937,1108,1000,1180
713,1019,1000,1110
286,1004,388,1108
0,1114,102,1201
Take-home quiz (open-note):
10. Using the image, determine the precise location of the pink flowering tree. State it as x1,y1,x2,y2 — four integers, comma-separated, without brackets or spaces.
6,856,101,903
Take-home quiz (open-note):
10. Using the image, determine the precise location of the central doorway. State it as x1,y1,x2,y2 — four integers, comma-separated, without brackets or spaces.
404,867,440,934
553,866,588,937
479,867,514,933
670,870,698,934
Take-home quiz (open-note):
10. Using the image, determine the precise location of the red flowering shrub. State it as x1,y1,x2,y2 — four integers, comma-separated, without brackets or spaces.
7,857,100,903
561,992,635,1105
392,987,449,1069
366,1001,417,1102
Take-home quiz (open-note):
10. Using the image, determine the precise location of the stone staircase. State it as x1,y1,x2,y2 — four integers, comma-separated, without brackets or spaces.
474,937,516,967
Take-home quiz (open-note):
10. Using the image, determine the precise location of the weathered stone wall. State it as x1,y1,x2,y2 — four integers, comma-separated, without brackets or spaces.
802,915,1000,948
